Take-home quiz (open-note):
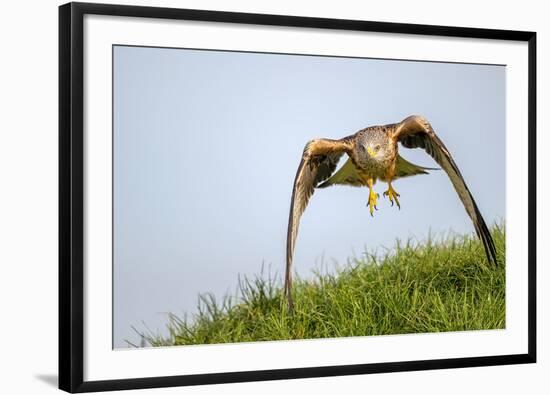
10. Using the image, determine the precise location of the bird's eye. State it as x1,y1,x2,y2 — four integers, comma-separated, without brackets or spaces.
374,145,381,151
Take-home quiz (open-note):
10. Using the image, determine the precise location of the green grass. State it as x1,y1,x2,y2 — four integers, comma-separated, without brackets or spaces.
143,225,505,347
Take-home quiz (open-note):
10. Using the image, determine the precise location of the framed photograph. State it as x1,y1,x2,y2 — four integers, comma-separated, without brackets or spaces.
59,2,536,392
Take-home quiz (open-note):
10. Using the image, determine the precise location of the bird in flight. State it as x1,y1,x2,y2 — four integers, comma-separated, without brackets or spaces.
285,115,498,309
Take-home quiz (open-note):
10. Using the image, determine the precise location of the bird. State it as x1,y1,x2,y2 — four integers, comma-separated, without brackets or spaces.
285,115,498,310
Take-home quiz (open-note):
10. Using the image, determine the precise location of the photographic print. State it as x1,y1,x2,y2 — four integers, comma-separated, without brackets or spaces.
113,45,505,349
60,3,535,391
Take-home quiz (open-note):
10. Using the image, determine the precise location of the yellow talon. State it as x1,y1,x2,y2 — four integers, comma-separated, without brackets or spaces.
383,183,401,209
367,179,378,216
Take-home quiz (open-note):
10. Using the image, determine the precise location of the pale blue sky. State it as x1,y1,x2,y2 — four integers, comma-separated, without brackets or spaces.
113,45,505,348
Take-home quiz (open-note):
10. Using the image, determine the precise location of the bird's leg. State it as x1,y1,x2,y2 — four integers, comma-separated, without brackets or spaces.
383,181,401,209
367,178,379,217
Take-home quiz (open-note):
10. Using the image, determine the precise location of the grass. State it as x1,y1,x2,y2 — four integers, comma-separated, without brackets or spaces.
142,225,505,347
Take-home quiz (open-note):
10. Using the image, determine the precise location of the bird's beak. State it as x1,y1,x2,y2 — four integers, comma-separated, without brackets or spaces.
367,146,376,158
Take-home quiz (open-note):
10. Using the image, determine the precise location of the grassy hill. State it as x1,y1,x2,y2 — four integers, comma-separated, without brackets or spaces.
143,225,505,347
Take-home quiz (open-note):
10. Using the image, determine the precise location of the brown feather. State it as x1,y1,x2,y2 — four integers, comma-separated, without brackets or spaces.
285,138,352,308
393,115,497,265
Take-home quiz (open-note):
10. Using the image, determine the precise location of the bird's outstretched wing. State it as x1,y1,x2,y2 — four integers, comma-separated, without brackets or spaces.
393,115,498,265
285,137,353,308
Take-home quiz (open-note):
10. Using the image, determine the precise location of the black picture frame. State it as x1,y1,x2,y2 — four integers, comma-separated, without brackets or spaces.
59,2,537,393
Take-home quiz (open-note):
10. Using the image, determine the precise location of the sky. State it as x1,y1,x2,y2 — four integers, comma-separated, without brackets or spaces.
113,45,505,348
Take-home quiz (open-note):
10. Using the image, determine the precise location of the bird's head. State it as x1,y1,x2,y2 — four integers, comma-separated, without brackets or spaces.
361,130,391,162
